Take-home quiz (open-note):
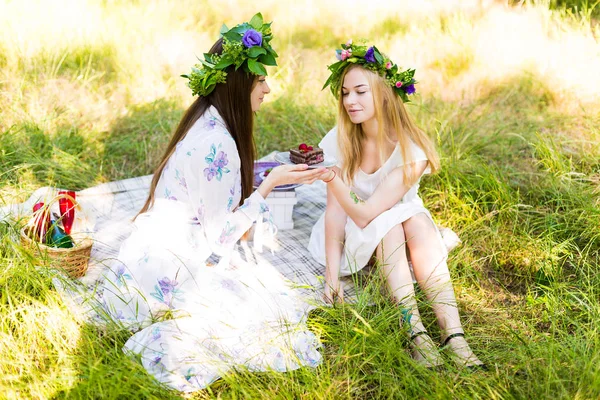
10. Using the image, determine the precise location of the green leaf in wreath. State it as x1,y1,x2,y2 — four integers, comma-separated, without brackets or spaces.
231,23,251,34
247,46,267,58
373,47,384,64
249,13,263,30
223,30,241,43
247,58,267,76
258,52,277,66
214,54,234,69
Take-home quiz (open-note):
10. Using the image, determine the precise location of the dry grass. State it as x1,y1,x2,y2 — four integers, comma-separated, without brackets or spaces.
1,0,599,398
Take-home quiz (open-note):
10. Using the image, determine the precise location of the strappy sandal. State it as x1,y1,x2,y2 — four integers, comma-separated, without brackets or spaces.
442,332,488,371
410,331,443,370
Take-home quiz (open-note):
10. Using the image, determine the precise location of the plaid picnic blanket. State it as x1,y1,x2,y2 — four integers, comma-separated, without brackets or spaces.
2,155,460,305
77,173,343,300
1,170,352,303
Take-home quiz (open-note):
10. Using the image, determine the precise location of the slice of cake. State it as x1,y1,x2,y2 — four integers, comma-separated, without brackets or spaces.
289,143,324,165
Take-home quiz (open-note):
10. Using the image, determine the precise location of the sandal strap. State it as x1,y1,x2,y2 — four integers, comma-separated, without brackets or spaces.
410,330,429,341
442,332,465,348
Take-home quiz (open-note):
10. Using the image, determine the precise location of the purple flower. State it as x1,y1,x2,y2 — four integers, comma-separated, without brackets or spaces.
150,355,162,367
214,151,229,168
365,47,376,63
158,277,178,295
204,118,216,130
260,203,270,213
404,84,416,94
204,164,217,181
242,29,262,48
220,278,237,291
151,327,161,341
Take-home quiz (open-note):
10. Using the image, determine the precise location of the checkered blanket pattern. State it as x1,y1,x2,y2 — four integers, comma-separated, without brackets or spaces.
75,172,353,301
3,154,460,305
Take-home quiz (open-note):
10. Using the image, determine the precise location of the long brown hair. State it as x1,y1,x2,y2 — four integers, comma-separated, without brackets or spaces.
337,64,440,186
137,38,257,218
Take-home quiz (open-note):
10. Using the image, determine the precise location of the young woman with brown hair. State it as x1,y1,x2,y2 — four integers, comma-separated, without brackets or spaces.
99,14,326,391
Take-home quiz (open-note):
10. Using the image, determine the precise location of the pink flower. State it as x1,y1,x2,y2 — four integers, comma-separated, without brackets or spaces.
386,62,392,69
346,39,352,46
341,49,350,61
395,81,403,88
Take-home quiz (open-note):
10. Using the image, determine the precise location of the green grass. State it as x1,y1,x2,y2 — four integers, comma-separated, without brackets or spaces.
1,0,600,399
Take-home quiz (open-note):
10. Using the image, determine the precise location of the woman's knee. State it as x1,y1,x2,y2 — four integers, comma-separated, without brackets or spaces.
403,213,435,237
385,222,406,242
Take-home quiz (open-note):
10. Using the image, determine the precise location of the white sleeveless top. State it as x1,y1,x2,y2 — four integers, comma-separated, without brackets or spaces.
319,126,430,205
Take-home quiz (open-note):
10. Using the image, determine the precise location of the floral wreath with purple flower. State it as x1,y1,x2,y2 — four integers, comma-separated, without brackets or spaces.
323,39,417,103
181,13,278,97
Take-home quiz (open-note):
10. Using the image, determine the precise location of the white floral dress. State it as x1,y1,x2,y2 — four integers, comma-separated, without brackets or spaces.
308,127,447,276
99,107,321,392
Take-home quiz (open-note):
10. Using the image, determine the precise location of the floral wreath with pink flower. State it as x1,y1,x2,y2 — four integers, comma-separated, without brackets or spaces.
323,40,417,103
181,13,278,97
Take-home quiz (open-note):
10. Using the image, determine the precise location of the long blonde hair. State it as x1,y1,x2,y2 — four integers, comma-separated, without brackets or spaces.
337,64,440,187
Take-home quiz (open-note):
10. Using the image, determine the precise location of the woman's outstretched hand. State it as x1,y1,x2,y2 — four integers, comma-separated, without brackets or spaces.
323,279,344,305
258,164,329,198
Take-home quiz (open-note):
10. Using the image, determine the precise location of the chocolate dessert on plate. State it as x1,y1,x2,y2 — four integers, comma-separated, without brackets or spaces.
289,143,324,165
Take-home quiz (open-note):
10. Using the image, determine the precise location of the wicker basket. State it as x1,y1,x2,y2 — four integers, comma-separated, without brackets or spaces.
20,227,93,278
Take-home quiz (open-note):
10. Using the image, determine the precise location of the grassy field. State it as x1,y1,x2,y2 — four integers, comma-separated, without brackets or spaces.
1,0,599,398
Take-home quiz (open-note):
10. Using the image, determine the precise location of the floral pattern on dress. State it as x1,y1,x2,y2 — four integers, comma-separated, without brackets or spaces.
204,144,230,181
150,277,183,308
148,351,167,375
150,326,161,342
137,252,150,265
204,117,217,130
164,187,177,201
220,278,238,292
238,199,251,211
227,185,235,211
183,367,207,388
191,202,205,225
114,264,132,287
175,169,187,190
100,107,320,393
217,222,236,246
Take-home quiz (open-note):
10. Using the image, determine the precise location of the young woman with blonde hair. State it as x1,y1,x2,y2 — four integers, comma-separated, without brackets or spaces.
309,41,484,369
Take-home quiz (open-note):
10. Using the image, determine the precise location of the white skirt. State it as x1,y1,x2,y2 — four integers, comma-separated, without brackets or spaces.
308,203,449,276
98,202,322,392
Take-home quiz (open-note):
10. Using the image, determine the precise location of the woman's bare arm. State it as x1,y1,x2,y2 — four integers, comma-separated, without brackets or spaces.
325,160,428,229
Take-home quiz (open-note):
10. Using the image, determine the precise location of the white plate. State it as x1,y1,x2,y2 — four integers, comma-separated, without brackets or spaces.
253,162,301,191
255,173,301,191
274,151,337,169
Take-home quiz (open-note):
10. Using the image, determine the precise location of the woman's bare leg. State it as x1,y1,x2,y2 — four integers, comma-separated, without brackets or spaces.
376,223,442,367
402,213,483,366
